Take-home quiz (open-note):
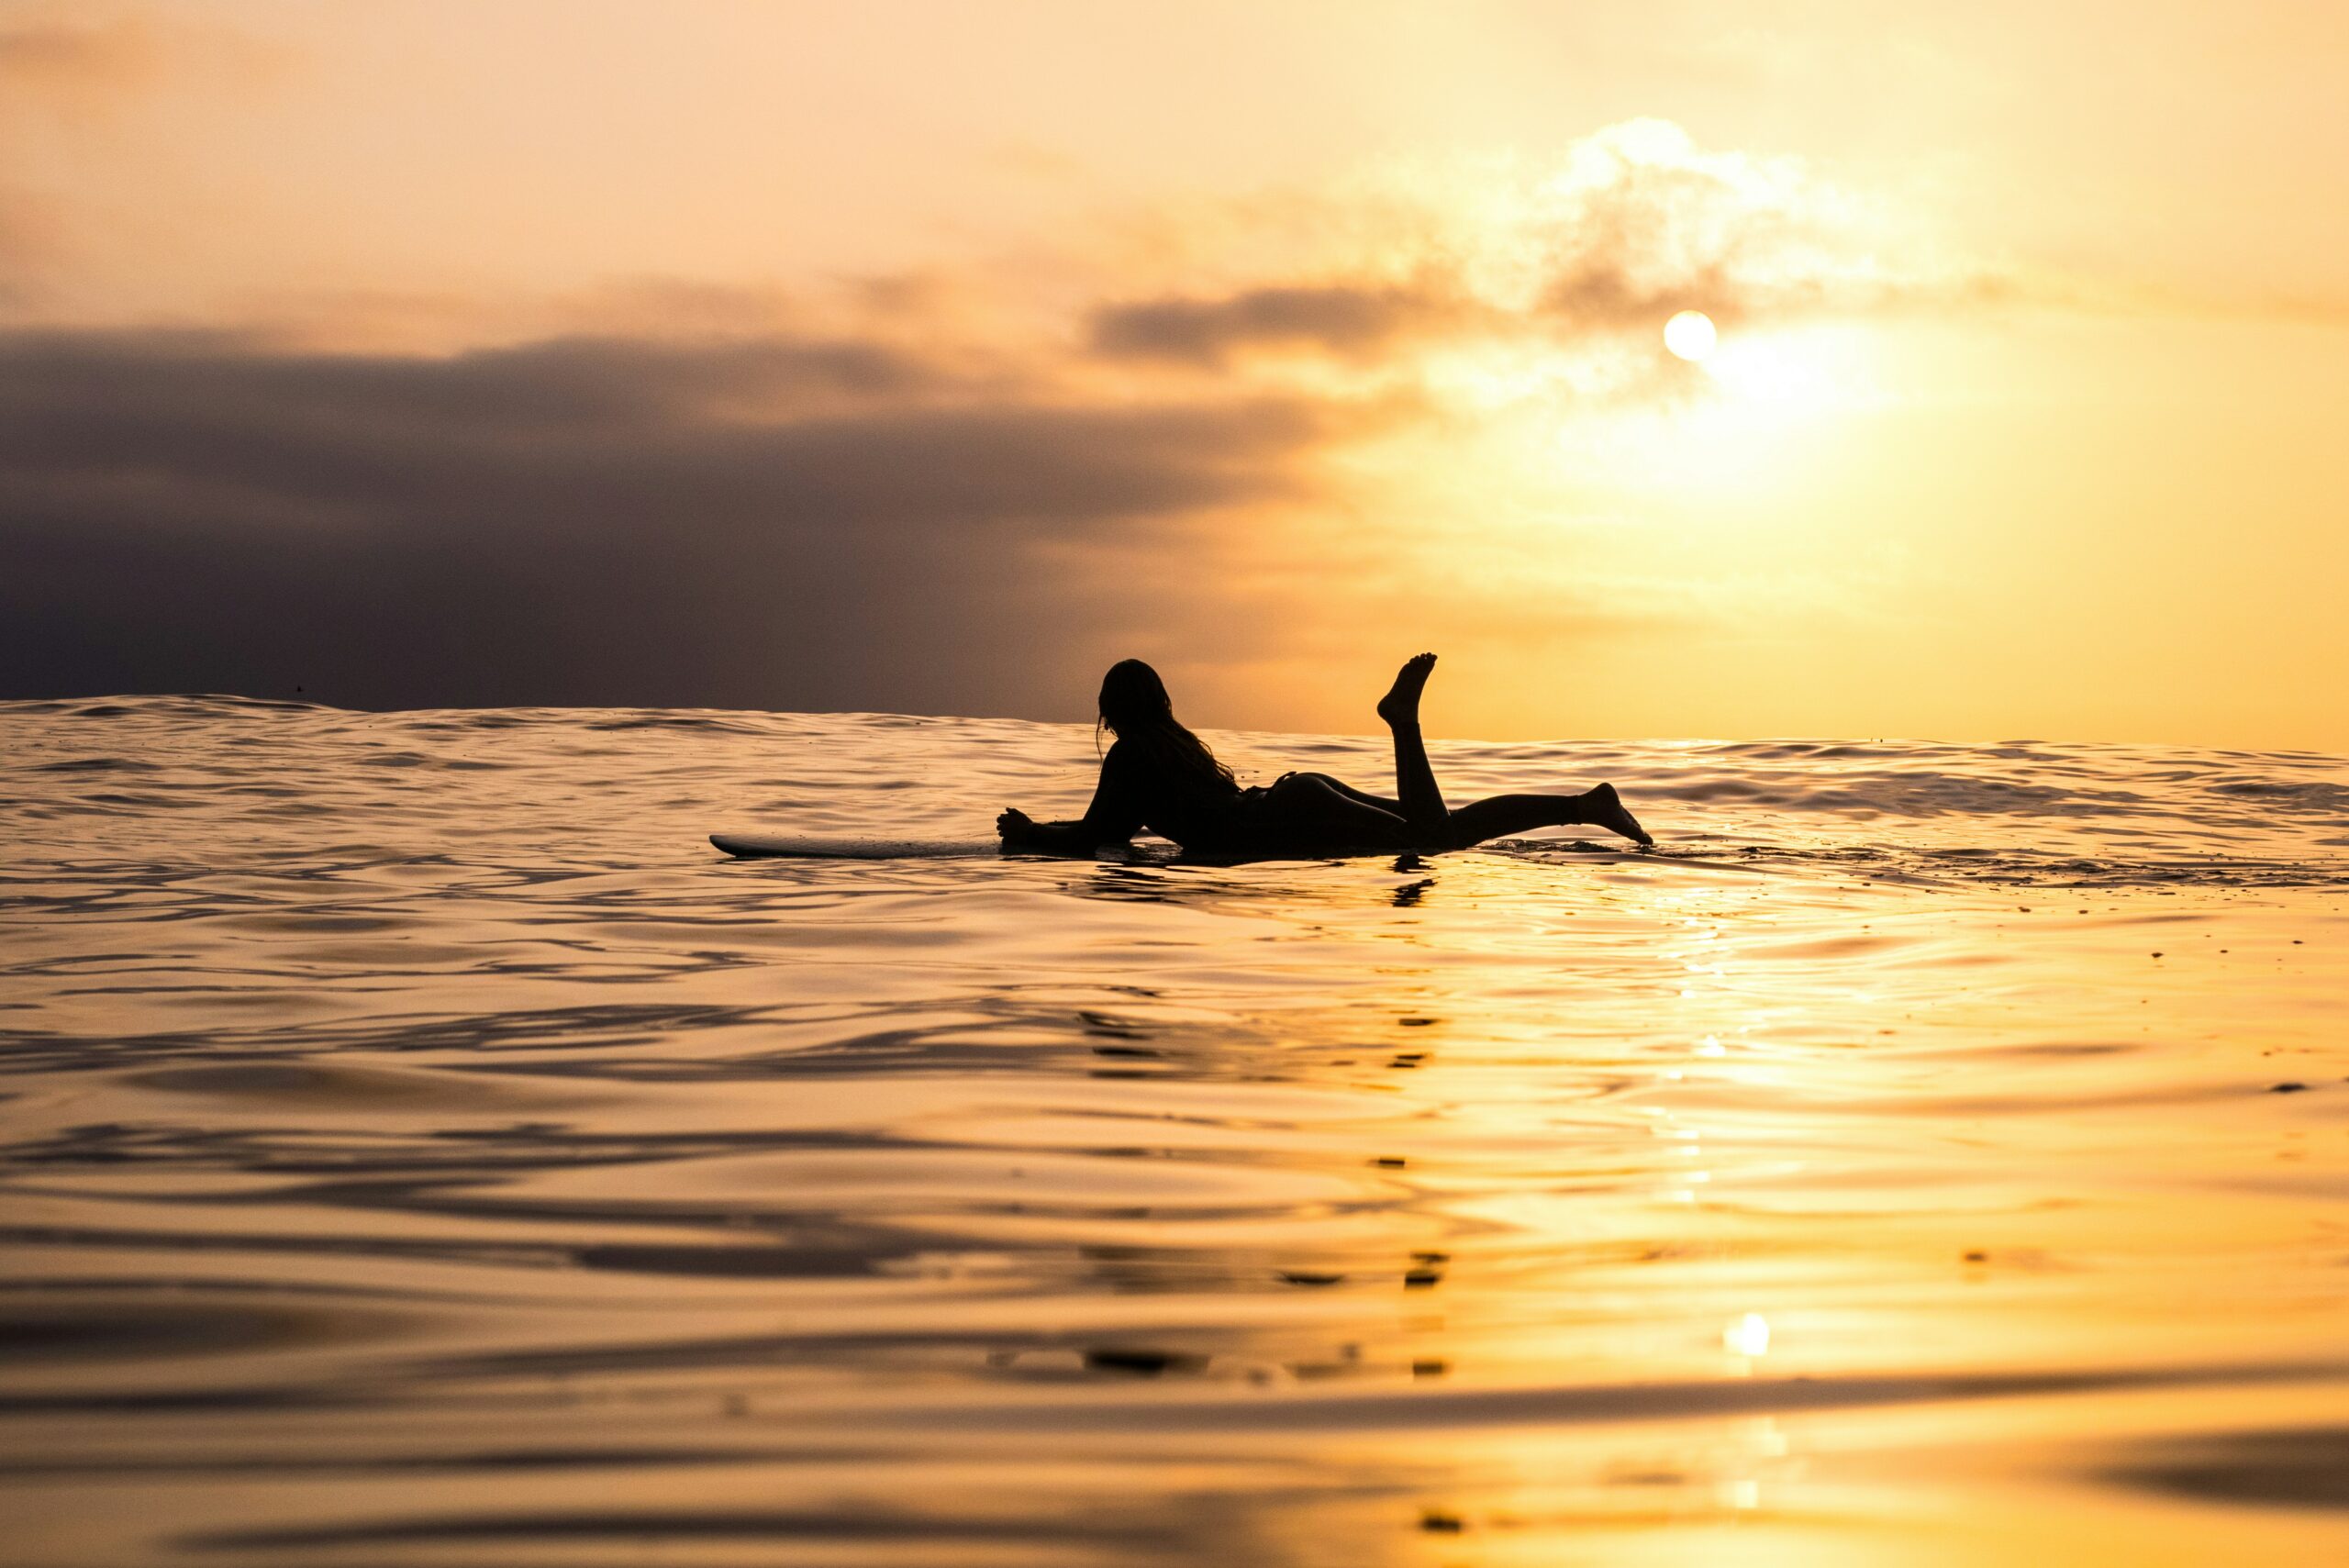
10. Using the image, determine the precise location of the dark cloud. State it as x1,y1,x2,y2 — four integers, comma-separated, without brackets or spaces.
1090,283,1465,365
0,328,1341,713
1087,260,1736,369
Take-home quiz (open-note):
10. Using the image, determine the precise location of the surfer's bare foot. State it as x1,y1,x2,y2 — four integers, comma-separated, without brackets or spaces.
1583,783,1653,847
1376,652,1437,728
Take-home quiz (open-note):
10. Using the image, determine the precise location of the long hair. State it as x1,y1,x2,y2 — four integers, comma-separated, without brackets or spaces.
1097,659,1236,792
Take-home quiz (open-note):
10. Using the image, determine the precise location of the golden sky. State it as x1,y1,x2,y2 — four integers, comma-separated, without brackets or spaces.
5,1,2345,746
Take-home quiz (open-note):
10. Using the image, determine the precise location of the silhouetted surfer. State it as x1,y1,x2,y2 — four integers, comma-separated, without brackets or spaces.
997,653,1652,858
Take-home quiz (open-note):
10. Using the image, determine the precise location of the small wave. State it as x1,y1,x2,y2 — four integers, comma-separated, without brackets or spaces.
585,712,769,735
30,756,158,774
2209,777,2349,808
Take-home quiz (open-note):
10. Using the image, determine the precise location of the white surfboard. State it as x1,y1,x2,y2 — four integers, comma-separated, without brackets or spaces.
709,832,1188,862
710,831,1663,864
710,833,1008,860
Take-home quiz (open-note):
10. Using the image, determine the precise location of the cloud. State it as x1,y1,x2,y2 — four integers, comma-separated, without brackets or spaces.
0,119,1972,718
0,7,286,310
0,328,1354,712
0,17,157,89
1087,120,1975,372
1092,282,1470,365
0,7,278,96
0,17,151,291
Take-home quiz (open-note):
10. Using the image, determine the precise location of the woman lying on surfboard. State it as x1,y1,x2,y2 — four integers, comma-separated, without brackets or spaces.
996,654,1652,859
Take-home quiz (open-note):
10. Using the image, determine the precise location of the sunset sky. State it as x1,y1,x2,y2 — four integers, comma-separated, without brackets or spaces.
5,1,2345,746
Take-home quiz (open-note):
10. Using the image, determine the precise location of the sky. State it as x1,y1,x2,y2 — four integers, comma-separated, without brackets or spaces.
4,0,2346,746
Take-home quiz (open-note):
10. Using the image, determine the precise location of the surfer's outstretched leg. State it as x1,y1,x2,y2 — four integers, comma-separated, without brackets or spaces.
1376,653,1451,847
1447,784,1652,848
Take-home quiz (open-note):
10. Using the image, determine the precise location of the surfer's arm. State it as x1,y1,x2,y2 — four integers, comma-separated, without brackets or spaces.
996,747,1144,853
995,810,1111,854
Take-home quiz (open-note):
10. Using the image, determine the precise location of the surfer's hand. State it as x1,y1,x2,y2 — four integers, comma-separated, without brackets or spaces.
996,808,1034,840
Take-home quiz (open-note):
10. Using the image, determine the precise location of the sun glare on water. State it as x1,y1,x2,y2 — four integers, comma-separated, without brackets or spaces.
1664,309,1718,361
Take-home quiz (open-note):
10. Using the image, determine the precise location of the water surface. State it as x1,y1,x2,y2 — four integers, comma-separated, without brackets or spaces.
4,697,2346,1565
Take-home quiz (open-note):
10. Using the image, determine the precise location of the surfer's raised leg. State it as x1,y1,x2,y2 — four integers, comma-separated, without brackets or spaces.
1378,652,1451,846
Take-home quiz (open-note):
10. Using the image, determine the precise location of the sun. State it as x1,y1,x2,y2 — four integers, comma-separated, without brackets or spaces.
1664,309,1718,361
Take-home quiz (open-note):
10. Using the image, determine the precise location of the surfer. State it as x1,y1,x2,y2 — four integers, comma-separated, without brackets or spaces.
996,654,1652,858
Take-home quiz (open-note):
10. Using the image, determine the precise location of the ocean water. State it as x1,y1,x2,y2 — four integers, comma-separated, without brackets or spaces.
3,695,2346,1567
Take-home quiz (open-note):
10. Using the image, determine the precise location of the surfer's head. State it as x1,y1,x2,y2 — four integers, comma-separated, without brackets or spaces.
1097,660,1235,790
1097,659,1174,735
